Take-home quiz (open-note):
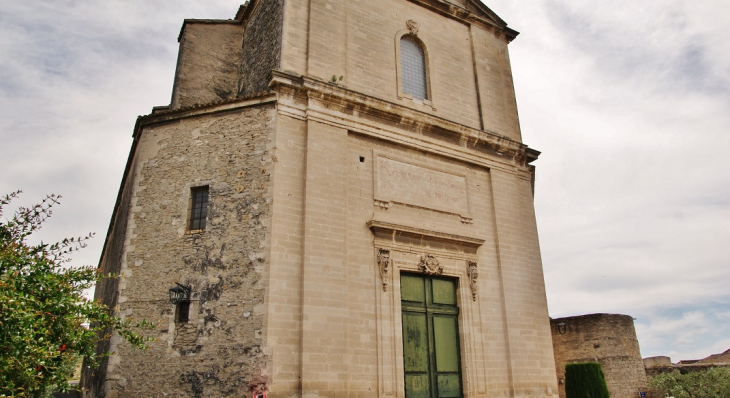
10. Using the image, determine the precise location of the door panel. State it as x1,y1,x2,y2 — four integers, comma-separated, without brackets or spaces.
403,313,429,372
405,374,432,398
437,374,461,397
433,316,459,373
431,279,456,305
401,274,426,303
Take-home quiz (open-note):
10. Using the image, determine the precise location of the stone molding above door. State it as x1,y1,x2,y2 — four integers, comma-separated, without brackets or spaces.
370,220,489,396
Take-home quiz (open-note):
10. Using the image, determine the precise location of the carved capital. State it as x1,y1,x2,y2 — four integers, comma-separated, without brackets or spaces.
406,19,420,35
419,254,443,275
377,249,391,291
467,261,478,301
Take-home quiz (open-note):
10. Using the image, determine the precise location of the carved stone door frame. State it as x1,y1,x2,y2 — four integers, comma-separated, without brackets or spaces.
369,221,486,397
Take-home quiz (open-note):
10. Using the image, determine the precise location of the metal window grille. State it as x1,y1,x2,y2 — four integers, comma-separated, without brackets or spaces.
189,186,209,231
400,36,428,100
176,301,190,323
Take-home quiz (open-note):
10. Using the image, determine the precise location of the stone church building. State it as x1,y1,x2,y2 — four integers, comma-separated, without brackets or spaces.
82,0,558,396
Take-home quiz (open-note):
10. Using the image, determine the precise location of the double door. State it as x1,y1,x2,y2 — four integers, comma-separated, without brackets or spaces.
401,273,463,398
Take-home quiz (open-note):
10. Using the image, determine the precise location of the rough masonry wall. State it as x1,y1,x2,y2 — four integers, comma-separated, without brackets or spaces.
99,103,276,398
81,159,137,397
551,314,648,398
240,0,284,96
171,22,243,110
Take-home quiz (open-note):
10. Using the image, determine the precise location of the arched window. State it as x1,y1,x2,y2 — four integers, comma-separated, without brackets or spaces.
400,35,428,100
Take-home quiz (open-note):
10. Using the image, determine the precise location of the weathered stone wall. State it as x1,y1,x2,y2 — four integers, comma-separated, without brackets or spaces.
240,0,284,96
92,102,276,397
171,22,243,110
551,314,648,398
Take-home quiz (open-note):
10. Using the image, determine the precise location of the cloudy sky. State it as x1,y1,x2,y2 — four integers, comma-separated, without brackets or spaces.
1,0,728,363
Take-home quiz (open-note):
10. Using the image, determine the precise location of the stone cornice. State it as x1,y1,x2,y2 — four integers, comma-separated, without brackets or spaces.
368,220,485,250
406,0,519,42
269,70,536,170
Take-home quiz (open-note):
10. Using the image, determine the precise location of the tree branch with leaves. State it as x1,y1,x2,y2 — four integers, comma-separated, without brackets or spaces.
649,367,730,398
0,191,153,397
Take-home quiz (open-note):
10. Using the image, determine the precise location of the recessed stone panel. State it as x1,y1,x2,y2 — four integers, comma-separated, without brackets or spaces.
374,153,471,218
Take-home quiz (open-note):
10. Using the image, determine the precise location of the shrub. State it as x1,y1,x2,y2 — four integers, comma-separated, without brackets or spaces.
565,362,610,398
648,367,730,398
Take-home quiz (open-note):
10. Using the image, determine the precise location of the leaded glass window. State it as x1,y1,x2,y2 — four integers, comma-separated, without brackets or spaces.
400,35,428,100
188,186,209,231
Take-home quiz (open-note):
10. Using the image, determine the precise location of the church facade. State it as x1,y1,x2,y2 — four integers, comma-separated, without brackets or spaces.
82,0,558,397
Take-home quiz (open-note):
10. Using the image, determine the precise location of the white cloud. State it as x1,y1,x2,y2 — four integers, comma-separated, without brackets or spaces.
490,0,730,359
636,307,730,360
0,0,237,270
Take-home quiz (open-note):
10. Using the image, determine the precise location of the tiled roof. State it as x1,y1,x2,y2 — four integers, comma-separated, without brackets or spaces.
695,348,730,365
143,91,273,119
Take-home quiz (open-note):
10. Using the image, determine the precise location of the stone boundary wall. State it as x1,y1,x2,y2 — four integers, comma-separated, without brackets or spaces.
646,363,730,378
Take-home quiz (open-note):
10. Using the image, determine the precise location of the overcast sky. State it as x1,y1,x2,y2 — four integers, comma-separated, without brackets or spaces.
1,0,728,363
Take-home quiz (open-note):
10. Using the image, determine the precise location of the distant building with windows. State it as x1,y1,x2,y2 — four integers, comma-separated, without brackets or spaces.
82,1,558,397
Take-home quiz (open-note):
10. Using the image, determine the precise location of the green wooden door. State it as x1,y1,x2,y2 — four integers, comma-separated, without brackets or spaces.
401,273,463,398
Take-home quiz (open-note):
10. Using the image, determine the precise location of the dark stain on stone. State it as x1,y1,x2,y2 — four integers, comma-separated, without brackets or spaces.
189,245,226,274
214,87,233,100
178,345,203,356
200,277,225,303
179,367,221,398
204,313,220,327
179,371,204,397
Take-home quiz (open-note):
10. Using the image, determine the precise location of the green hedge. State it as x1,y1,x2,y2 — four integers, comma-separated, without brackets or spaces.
565,362,610,398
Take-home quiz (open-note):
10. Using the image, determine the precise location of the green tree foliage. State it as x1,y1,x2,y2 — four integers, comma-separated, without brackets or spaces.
648,367,730,398
0,191,153,397
565,362,611,398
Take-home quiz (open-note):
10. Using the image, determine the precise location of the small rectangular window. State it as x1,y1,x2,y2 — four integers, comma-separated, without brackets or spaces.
176,301,190,323
188,186,209,231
